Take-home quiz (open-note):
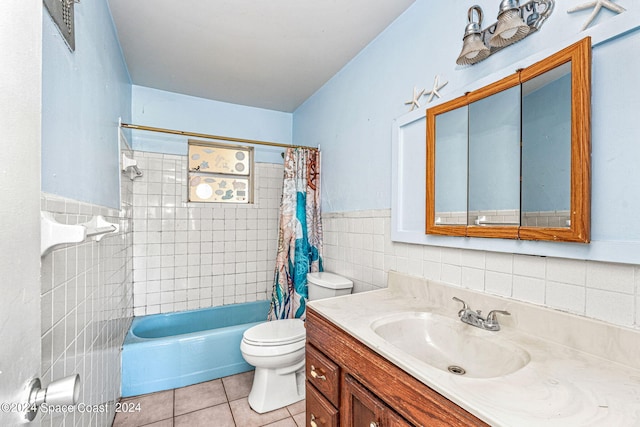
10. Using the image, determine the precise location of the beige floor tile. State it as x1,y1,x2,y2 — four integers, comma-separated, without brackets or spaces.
174,403,235,427
286,400,305,416
263,417,298,427
228,397,290,427
174,379,227,416
140,420,173,427
222,371,254,401
113,390,174,427
292,411,305,427
113,373,306,427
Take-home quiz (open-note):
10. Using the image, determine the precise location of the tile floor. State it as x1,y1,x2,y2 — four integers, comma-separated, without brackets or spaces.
112,371,305,427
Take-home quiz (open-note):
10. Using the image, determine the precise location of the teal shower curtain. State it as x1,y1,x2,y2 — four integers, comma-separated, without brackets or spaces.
268,147,323,320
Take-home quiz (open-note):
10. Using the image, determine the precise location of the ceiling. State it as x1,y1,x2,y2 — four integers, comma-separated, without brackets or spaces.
107,0,416,112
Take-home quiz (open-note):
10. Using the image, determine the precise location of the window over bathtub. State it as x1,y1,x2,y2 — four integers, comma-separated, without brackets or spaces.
187,139,254,203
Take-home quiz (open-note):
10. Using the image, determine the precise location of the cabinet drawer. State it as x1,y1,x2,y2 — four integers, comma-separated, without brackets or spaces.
306,344,340,406
306,381,339,427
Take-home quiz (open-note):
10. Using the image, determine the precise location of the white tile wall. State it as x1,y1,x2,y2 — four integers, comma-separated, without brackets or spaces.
323,209,640,330
131,152,282,315
40,190,133,427
323,210,387,293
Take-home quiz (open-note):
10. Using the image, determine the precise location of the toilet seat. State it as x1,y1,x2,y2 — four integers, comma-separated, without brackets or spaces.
241,338,305,358
242,319,305,346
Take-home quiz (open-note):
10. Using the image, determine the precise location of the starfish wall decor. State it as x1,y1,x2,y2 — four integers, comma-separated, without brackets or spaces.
567,0,626,31
404,87,425,111
424,75,448,104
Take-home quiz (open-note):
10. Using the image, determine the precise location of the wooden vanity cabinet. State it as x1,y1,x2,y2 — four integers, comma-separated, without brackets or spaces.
305,307,489,427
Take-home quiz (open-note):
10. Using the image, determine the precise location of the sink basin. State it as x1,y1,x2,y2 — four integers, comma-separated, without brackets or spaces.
371,312,530,378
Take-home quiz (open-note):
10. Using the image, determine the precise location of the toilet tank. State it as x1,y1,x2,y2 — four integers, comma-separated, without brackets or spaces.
307,272,353,301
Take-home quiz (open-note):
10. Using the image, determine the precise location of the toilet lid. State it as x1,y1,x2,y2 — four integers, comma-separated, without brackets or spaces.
243,319,305,346
307,272,353,289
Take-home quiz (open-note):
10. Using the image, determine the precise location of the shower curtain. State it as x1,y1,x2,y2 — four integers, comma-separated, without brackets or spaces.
268,147,323,321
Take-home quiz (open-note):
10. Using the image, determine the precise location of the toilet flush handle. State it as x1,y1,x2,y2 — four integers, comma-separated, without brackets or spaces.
310,365,326,381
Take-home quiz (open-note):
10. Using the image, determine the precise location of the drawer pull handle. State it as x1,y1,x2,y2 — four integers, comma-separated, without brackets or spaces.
310,413,319,427
310,365,327,381
370,422,379,427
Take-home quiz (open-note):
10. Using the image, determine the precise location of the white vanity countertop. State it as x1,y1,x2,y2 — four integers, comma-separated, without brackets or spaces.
307,272,640,427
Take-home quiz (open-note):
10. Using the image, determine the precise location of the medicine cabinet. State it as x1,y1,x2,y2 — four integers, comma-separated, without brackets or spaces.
426,37,591,243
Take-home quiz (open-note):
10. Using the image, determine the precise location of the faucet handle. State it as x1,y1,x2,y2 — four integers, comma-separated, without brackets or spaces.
452,297,468,317
485,310,510,325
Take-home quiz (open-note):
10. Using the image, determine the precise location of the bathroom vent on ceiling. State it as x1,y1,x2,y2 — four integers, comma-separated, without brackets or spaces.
43,0,76,51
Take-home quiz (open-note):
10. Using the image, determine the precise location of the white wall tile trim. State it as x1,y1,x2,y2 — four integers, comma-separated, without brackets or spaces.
323,209,640,330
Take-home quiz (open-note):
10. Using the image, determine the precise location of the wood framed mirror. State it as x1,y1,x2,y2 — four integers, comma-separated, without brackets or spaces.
426,37,591,243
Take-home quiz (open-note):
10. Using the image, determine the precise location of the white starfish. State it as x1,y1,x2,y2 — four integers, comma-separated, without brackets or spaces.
567,0,626,31
423,75,448,104
404,87,425,111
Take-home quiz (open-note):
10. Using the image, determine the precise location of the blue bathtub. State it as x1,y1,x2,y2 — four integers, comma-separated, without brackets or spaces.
121,300,271,397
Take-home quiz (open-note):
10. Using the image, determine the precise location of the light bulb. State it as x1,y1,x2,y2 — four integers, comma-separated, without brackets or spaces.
500,28,518,40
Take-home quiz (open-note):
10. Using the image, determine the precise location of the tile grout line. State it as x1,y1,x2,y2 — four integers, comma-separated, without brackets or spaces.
221,377,239,427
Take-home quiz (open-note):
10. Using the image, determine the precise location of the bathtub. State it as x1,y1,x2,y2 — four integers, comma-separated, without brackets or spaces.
121,300,271,397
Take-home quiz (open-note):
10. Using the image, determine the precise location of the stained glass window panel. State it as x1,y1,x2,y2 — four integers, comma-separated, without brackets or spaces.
188,143,251,175
187,140,253,203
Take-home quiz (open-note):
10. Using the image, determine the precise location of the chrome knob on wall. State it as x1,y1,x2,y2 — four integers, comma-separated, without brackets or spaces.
25,374,80,421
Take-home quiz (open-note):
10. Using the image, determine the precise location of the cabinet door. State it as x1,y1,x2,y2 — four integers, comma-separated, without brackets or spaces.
385,408,412,427
342,375,411,427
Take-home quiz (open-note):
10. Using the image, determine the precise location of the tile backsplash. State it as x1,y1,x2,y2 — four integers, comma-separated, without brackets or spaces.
323,209,640,329
131,152,282,316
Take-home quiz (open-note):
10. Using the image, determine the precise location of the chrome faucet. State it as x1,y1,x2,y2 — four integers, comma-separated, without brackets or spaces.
452,297,510,331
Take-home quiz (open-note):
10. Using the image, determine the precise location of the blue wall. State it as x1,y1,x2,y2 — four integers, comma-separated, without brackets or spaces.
293,2,479,213
40,0,640,259
293,0,640,259
42,0,131,209
130,85,292,163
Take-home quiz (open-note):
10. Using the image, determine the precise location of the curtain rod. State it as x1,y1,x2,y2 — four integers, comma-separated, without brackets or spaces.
120,123,317,150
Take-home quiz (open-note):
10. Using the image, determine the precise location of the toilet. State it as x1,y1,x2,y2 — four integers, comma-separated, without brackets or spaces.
240,272,353,413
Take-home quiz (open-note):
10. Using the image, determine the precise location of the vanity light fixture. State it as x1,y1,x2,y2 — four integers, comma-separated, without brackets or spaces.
456,6,491,65
489,0,530,47
456,0,554,66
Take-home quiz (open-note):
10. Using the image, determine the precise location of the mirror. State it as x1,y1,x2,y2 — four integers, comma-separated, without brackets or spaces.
468,84,521,228
521,62,572,228
434,101,467,229
426,37,591,243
